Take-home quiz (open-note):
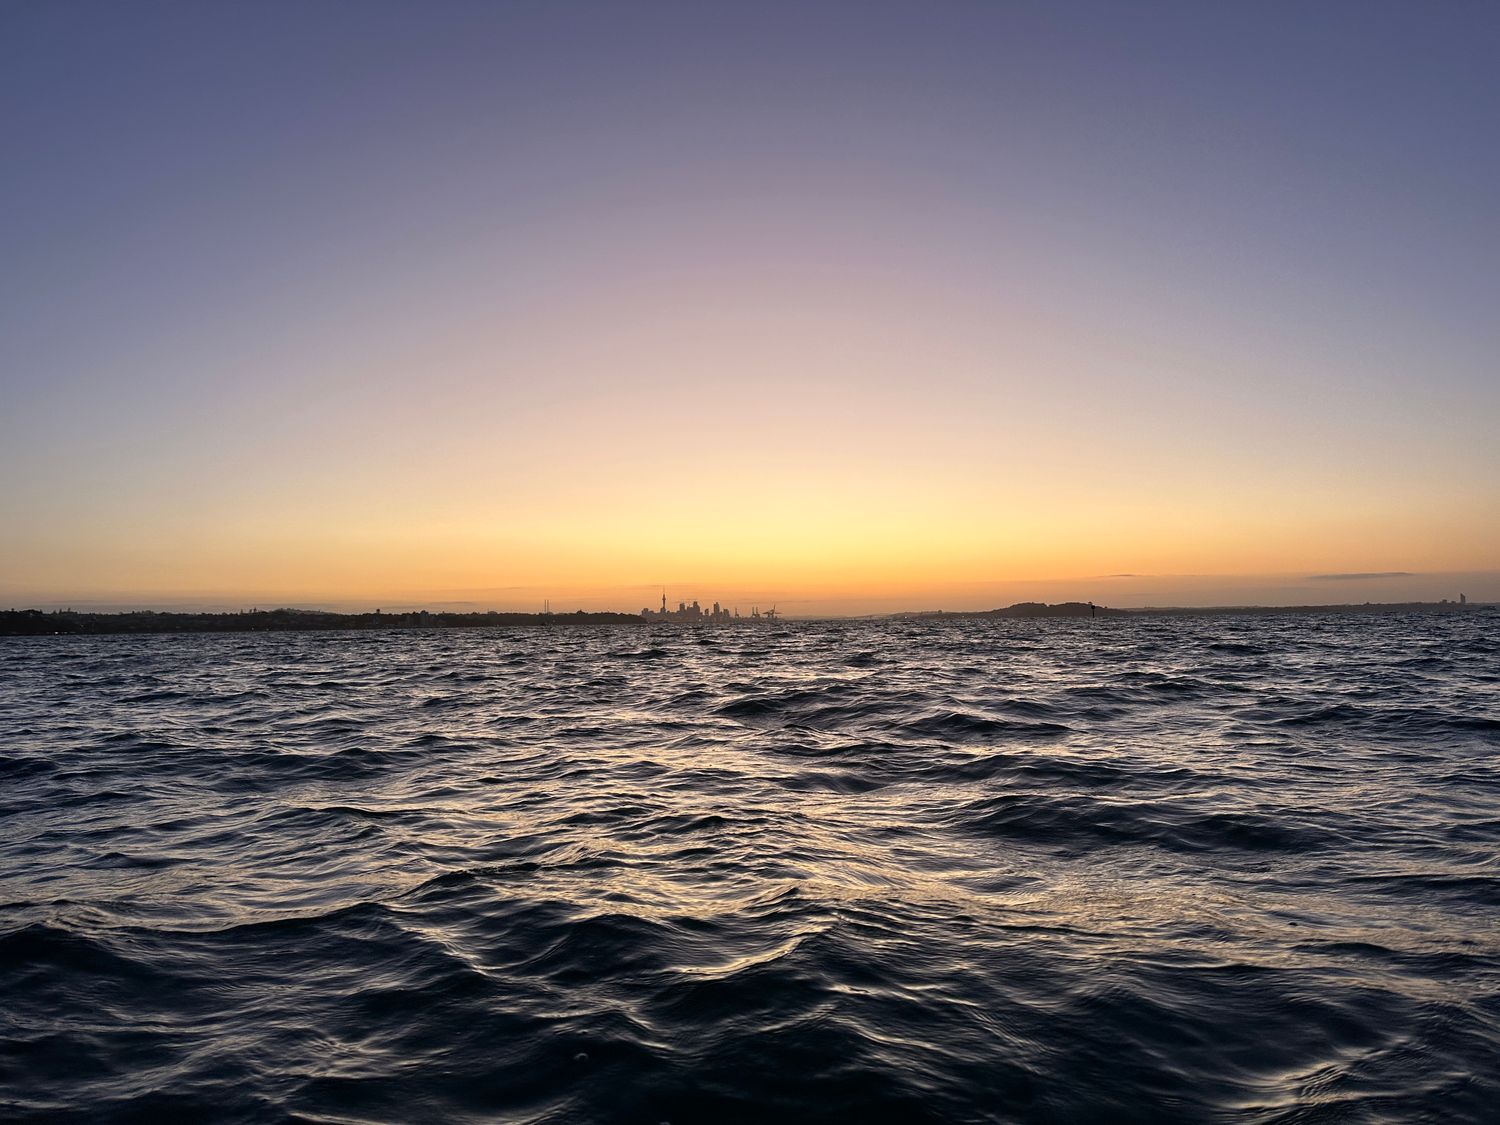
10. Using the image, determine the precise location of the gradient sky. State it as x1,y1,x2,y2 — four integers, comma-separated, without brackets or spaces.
3,1,1497,613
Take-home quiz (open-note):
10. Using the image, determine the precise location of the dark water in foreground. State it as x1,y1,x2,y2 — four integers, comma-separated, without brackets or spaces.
2,616,1498,1123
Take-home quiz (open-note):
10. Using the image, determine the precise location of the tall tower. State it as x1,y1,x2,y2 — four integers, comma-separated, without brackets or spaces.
661,588,667,614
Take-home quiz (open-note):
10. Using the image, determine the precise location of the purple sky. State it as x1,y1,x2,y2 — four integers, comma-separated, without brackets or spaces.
3,2,1497,610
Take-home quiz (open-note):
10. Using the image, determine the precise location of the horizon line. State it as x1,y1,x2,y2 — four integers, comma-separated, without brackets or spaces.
5,596,1492,619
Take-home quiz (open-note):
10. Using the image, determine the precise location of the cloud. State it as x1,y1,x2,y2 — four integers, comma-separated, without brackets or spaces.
1307,571,1415,581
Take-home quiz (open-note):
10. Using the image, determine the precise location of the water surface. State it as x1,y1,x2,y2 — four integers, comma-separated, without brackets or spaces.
2,615,1497,1122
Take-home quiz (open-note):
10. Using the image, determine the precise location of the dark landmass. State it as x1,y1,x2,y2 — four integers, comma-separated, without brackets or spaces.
1126,601,1490,616
907,601,1130,619
905,600,1492,620
0,608,644,637
2,599,1492,636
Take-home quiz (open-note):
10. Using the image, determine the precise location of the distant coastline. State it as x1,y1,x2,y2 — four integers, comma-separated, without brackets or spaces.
1,600,1491,636
0,608,642,637
901,599,1491,620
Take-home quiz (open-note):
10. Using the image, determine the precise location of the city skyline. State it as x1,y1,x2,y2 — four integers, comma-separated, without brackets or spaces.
8,570,1496,619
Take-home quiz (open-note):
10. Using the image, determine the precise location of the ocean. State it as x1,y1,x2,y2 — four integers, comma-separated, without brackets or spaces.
2,614,1497,1122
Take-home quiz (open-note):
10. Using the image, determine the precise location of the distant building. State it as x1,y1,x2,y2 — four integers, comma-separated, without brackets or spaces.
641,591,741,622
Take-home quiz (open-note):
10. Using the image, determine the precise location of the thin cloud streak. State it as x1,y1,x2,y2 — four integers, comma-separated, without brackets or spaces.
1308,572,1417,581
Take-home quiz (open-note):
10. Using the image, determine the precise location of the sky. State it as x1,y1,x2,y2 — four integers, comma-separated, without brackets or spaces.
2,1,1497,614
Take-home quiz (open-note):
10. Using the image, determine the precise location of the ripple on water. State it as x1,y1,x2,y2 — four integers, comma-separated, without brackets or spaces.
2,613,1498,1122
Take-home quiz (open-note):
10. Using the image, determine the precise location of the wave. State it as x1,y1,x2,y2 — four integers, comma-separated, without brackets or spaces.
2,612,1498,1122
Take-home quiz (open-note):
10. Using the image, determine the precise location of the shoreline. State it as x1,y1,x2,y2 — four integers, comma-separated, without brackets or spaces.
1,601,1491,637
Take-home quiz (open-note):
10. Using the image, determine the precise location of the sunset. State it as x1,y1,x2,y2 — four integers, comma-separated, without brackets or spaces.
2,4,1497,1123
5,3,1496,612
